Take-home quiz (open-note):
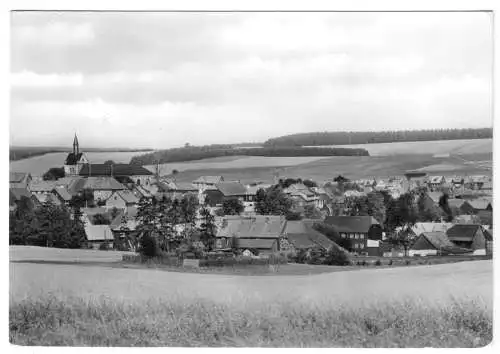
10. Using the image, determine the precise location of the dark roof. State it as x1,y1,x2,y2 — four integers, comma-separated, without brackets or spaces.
324,216,380,234
65,152,84,165
484,229,493,241
284,220,336,250
216,181,247,196
446,224,482,241
216,215,286,238
419,232,456,250
477,210,493,225
79,164,153,177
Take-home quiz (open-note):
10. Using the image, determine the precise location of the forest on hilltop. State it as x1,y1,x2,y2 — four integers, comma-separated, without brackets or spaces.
264,128,493,147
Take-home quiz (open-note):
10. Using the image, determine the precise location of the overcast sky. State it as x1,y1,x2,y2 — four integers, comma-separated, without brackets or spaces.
10,11,492,149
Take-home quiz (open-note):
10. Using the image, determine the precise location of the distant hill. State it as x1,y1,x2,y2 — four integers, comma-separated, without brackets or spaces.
264,128,493,147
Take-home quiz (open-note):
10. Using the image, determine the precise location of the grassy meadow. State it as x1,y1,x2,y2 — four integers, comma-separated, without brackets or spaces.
9,246,493,347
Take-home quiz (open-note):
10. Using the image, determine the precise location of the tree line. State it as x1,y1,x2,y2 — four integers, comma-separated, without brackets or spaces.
263,128,493,147
130,146,369,165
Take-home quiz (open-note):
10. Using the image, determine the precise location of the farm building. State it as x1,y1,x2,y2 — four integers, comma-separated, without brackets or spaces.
396,222,454,239
446,224,488,256
282,220,336,251
106,190,140,211
82,177,126,202
324,216,383,255
214,215,286,255
203,181,248,206
409,232,471,257
466,198,493,213
52,186,73,206
29,180,57,195
84,224,115,249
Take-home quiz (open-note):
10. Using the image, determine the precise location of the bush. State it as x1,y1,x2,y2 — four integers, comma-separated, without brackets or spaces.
138,233,160,258
374,259,382,266
98,243,109,251
388,259,393,266
405,259,411,265
361,260,367,266
323,247,351,266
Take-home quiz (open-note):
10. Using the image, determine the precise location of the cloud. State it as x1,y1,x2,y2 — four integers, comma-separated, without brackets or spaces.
9,12,493,148
13,21,95,46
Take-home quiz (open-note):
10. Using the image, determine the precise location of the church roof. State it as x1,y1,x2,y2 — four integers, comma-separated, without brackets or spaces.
79,164,153,177
65,152,84,165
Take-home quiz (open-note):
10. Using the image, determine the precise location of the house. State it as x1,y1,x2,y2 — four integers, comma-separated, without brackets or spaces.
64,134,88,176
447,199,474,215
204,181,248,206
453,214,481,225
10,172,32,189
54,176,87,196
132,184,155,200
427,176,445,190
214,215,286,255
477,210,493,227
446,225,488,255
106,190,140,211
52,186,73,206
409,232,471,257
480,181,493,191
465,176,489,190
282,220,337,251
82,177,126,202
192,176,224,190
84,224,115,249
79,164,153,186
324,216,383,255
29,180,57,195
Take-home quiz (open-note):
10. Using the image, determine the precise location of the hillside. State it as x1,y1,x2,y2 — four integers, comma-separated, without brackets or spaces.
264,128,492,147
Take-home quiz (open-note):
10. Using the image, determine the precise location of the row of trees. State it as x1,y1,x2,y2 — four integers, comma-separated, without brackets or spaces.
264,128,493,147
130,146,369,165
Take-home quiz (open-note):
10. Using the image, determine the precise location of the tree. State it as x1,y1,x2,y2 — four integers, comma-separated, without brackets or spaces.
334,175,349,183
110,207,121,220
222,198,244,215
303,179,318,188
304,204,322,219
255,186,293,216
385,193,419,256
43,167,65,181
93,213,110,225
179,193,199,239
104,160,116,165
199,206,216,250
439,193,454,222
285,211,302,220
70,188,95,209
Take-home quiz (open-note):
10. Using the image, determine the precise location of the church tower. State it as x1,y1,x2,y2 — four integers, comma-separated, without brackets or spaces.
64,133,87,176
73,134,79,155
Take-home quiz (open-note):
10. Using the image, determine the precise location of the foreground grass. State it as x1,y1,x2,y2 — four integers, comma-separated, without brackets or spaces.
10,295,492,347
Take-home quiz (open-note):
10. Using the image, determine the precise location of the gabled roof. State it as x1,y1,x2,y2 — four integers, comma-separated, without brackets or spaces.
428,176,445,184
170,182,199,192
447,199,466,209
216,181,248,196
467,199,492,210
216,215,286,238
29,180,57,193
409,222,454,236
193,176,224,184
32,193,62,206
53,186,72,201
418,232,455,250
84,224,114,241
324,216,380,234
115,190,140,204
79,164,153,177
10,172,29,183
246,185,271,195
65,152,84,165
446,224,483,241
284,220,336,250
426,192,443,204
83,177,126,191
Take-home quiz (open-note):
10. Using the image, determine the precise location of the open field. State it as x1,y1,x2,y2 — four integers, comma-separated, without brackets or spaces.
9,151,146,175
170,153,492,184
9,247,493,347
145,156,330,175
307,138,493,157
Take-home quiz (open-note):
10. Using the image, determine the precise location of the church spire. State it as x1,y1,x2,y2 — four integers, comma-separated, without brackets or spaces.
73,133,79,155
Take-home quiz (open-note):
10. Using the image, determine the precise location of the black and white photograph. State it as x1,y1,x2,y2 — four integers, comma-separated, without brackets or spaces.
8,7,494,348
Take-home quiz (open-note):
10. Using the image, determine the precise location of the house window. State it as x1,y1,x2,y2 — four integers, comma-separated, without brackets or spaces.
359,243,365,249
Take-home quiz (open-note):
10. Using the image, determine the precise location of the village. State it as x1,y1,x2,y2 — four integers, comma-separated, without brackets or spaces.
9,134,493,260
